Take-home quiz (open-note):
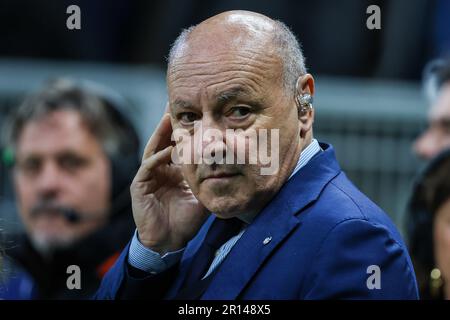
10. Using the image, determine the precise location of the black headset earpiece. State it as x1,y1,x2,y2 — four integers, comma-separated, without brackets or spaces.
77,80,141,218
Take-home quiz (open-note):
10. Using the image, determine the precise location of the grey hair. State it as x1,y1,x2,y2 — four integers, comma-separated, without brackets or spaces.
272,20,307,91
167,20,307,93
3,78,130,159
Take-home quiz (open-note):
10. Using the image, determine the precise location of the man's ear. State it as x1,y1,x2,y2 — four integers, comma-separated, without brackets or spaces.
296,73,315,97
299,108,314,138
295,74,315,138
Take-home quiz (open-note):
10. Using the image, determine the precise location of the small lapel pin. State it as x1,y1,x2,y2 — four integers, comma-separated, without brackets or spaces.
263,236,272,245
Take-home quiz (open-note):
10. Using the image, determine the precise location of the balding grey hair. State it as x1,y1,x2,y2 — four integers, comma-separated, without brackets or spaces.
167,20,307,93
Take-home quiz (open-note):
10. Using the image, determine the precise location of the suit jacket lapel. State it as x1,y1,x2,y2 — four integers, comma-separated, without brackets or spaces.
201,201,300,299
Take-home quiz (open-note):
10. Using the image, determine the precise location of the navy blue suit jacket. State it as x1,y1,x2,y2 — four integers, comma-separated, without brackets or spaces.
94,143,419,299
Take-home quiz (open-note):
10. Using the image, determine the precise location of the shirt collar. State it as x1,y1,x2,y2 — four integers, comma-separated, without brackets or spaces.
288,138,322,180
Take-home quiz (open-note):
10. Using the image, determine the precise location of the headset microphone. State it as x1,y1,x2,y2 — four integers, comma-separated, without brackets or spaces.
60,208,106,224
30,206,103,225
60,208,82,224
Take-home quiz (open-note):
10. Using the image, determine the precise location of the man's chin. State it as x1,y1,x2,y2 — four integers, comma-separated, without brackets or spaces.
30,233,76,256
203,197,247,219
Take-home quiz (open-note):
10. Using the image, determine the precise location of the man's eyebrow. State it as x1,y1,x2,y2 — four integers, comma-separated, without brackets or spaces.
216,87,250,104
172,99,194,111
56,150,89,159
171,87,261,112
436,118,450,127
16,153,40,162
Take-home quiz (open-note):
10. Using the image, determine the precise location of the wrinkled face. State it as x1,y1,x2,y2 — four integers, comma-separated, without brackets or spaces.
167,27,303,218
434,198,450,285
414,83,450,160
14,110,111,254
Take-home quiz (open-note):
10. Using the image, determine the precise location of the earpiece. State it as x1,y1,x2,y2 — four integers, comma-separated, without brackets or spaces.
294,77,313,116
295,93,313,115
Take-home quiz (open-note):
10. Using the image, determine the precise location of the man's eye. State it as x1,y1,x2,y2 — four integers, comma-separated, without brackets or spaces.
228,106,251,119
439,119,450,134
59,155,87,171
179,112,200,124
19,158,41,175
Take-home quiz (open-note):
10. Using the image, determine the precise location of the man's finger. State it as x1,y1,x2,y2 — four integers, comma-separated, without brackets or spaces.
142,112,173,162
134,145,174,183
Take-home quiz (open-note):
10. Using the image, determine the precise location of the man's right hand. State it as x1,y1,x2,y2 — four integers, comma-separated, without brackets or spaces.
130,113,209,255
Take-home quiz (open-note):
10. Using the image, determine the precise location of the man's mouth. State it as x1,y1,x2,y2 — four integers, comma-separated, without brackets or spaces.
200,172,241,182
31,206,64,218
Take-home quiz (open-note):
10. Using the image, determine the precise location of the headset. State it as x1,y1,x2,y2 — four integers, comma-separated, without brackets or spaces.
77,79,141,219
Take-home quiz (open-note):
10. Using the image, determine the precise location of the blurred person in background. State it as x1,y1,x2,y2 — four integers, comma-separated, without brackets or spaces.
408,148,450,299
414,59,450,160
0,78,139,299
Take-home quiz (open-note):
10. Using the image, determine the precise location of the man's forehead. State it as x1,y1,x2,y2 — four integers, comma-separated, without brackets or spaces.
168,43,281,101
167,12,284,108
17,110,98,154
172,37,272,69
170,85,258,110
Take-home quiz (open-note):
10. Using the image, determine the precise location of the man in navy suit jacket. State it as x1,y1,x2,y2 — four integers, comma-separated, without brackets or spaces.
94,10,418,300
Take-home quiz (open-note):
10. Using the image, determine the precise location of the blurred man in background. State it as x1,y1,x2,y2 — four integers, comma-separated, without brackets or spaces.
414,59,450,160
408,149,450,299
0,79,139,299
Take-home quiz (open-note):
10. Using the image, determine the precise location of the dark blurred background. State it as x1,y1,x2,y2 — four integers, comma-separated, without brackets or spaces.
1,0,448,235
0,0,444,77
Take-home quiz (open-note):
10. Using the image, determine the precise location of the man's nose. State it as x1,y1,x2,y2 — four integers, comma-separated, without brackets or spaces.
413,130,439,160
36,161,63,199
195,117,227,159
